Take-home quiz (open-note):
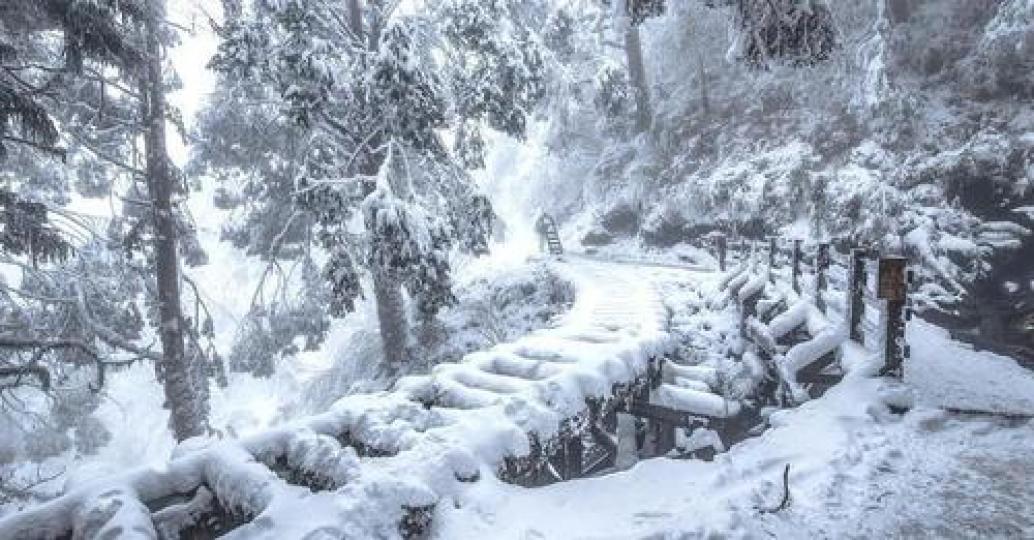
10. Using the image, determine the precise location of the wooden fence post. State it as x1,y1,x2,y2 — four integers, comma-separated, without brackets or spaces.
816,243,830,314
847,248,867,343
768,236,777,283
792,239,802,294
565,435,583,479
877,257,908,377
716,234,727,271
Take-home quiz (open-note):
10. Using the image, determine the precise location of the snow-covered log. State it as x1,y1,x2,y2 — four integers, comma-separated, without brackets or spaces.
664,363,719,388
655,384,742,418
737,273,768,304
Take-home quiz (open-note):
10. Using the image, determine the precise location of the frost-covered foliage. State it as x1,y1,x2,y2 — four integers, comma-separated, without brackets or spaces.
0,0,145,160
417,262,576,369
442,0,546,144
302,262,576,412
228,257,331,377
189,83,310,261
727,0,840,68
204,0,546,371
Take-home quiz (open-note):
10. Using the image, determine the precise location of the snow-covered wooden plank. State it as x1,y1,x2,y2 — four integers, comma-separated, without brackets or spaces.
654,384,741,418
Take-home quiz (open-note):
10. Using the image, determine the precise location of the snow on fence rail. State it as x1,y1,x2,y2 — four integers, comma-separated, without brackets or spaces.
709,233,912,402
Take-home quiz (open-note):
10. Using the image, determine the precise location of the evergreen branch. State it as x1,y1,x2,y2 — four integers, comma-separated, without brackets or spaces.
65,130,144,176
0,135,66,160
73,283,162,362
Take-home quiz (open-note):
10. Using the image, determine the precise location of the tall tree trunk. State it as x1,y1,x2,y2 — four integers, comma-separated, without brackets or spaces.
625,24,651,133
141,0,206,441
373,272,408,373
697,51,709,117
346,0,362,39
347,1,410,375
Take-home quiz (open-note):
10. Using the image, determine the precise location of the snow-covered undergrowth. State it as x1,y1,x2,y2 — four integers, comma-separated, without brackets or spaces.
0,250,576,517
416,261,576,374
301,257,576,413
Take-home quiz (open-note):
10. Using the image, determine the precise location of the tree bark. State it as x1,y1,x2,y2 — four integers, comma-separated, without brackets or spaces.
346,0,362,39
697,51,709,117
373,272,408,373
623,16,652,133
141,0,206,441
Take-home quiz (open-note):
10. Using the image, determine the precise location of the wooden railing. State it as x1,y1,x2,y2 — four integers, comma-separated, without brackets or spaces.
708,233,912,379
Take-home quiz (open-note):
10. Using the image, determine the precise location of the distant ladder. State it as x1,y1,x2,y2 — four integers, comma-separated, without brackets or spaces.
544,218,563,255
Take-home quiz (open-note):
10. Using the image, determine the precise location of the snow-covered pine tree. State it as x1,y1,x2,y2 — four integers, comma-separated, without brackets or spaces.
1,0,216,443
137,0,209,441
701,0,840,67
0,0,145,160
208,0,544,374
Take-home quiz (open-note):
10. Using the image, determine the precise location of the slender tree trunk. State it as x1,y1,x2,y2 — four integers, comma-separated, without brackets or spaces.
346,0,363,42
347,1,410,374
141,0,206,441
697,51,709,117
373,272,408,372
623,14,652,133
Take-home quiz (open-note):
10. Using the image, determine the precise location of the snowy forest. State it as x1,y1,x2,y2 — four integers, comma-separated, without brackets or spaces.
1,0,1033,538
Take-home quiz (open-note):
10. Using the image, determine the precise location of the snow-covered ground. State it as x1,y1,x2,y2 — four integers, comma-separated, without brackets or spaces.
4,244,1034,537
436,375,1034,539
908,320,1034,417
433,264,1034,539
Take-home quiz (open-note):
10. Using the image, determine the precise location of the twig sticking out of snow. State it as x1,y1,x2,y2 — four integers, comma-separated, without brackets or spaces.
756,463,791,514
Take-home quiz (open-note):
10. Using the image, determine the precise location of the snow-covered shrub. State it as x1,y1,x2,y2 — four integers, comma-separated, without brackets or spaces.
958,0,1034,99
417,263,576,370
301,263,576,412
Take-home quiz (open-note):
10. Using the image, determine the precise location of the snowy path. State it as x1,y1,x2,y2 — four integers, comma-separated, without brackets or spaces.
431,261,1034,540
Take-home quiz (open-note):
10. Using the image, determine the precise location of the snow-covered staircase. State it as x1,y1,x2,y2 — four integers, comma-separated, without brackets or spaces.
544,218,563,255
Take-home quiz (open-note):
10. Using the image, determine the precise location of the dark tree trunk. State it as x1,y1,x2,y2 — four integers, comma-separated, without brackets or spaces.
141,0,206,441
373,272,408,373
624,20,652,133
697,51,709,116
346,0,362,38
